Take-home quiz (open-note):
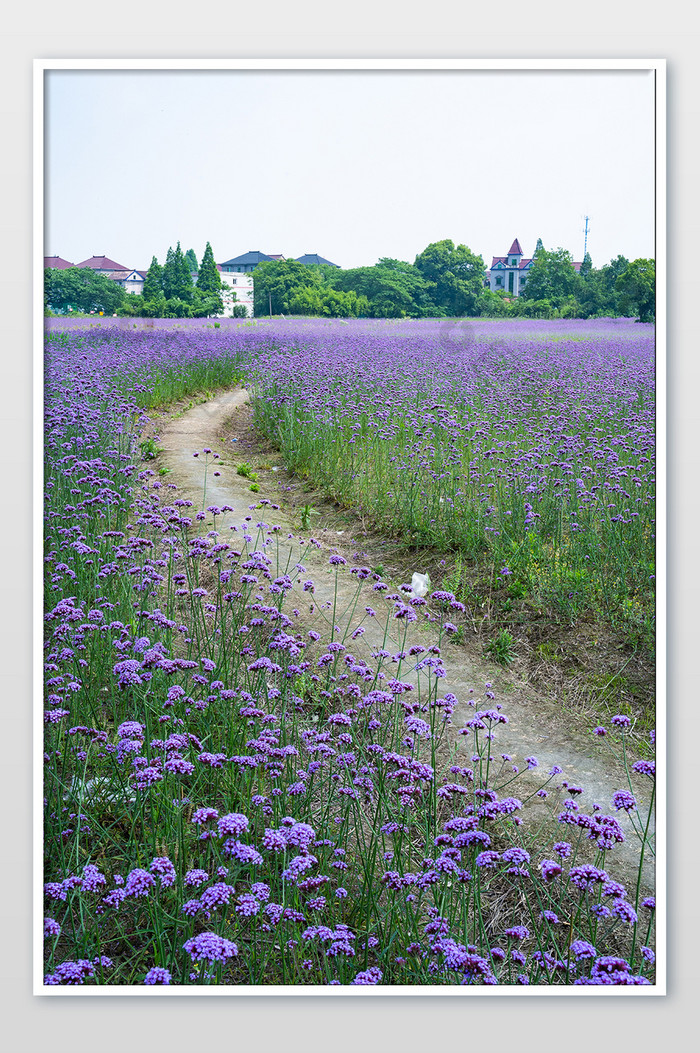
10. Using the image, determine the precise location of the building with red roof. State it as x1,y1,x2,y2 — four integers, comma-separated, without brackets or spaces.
76,255,130,273
487,238,534,297
69,256,146,294
44,256,74,269
486,238,582,297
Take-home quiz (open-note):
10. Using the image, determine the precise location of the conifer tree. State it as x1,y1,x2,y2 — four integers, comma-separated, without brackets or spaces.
196,243,222,294
174,242,194,302
196,242,224,314
162,246,177,299
142,256,163,301
163,243,194,302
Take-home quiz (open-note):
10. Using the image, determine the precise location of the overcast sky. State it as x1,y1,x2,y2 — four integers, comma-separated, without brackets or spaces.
44,67,656,272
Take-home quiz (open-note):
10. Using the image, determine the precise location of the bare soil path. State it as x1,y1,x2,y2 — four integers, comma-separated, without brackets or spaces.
154,387,655,895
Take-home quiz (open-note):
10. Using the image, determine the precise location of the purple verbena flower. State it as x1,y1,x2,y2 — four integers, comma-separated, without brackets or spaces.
539,859,562,881
570,939,597,960
184,869,209,888
143,966,172,985
183,932,238,963
351,966,382,985
149,856,176,887
200,883,235,910
217,812,249,838
81,864,107,892
612,790,637,812
44,917,61,938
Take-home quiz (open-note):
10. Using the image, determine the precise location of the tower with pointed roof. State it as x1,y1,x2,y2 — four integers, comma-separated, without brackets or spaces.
487,237,534,297
507,238,523,264
486,237,583,297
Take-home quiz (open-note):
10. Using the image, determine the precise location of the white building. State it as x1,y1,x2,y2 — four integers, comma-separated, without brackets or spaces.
218,269,254,317
487,238,535,297
487,238,582,298
115,269,147,295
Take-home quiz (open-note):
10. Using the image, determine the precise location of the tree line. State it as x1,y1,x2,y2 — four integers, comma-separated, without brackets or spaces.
44,239,655,322
119,241,230,318
44,242,236,319
252,241,655,323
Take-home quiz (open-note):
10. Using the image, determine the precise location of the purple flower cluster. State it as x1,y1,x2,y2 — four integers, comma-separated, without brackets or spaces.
183,932,238,964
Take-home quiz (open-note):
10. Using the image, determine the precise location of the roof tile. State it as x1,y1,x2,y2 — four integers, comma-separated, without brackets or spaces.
76,255,130,271
44,256,74,269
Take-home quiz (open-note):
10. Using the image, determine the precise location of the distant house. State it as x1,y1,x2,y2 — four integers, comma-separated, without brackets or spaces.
44,255,74,269
115,269,147,295
219,251,275,273
216,265,254,318
487,239,534,297
487,238,582,297
45,254,145,295
296,253,339,268
76,255,130,275
220,251,341,272
74,256,147,294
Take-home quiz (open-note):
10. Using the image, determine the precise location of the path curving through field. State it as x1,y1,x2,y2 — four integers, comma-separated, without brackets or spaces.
155,386,655,894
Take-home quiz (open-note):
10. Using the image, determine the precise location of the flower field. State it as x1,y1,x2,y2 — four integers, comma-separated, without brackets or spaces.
250,317,656,641
42,318,656,987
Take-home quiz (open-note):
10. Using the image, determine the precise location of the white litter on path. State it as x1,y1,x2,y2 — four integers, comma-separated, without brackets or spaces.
410,572,431,598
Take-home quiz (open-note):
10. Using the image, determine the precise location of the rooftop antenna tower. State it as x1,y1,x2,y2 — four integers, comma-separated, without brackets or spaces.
583,214,591,259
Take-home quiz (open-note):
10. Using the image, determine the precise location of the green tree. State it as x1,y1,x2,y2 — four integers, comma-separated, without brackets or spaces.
476,289,510,317
185,248,199,274
414,240,485,315
287,285,324,315
44,267,126,314
117,292,148,317
590,254,629,316
575,274,605,318
162,246,176,299
330,259,429,317
607,254,631,281
163,242,194,302
190,289,223,317
196,242,223,313
253,259,319,315
142,256,163,301
579,251,593,279
615,258,655,322
520,247,579,305
163,297,192,318
320,288,360,317
139,297,167,318
508,296,555,319
175,242,194,302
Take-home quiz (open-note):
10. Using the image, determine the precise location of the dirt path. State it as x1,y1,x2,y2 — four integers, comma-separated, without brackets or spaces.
155,387,654,894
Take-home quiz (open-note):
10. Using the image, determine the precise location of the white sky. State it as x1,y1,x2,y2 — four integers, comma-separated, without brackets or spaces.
44,67,656,272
